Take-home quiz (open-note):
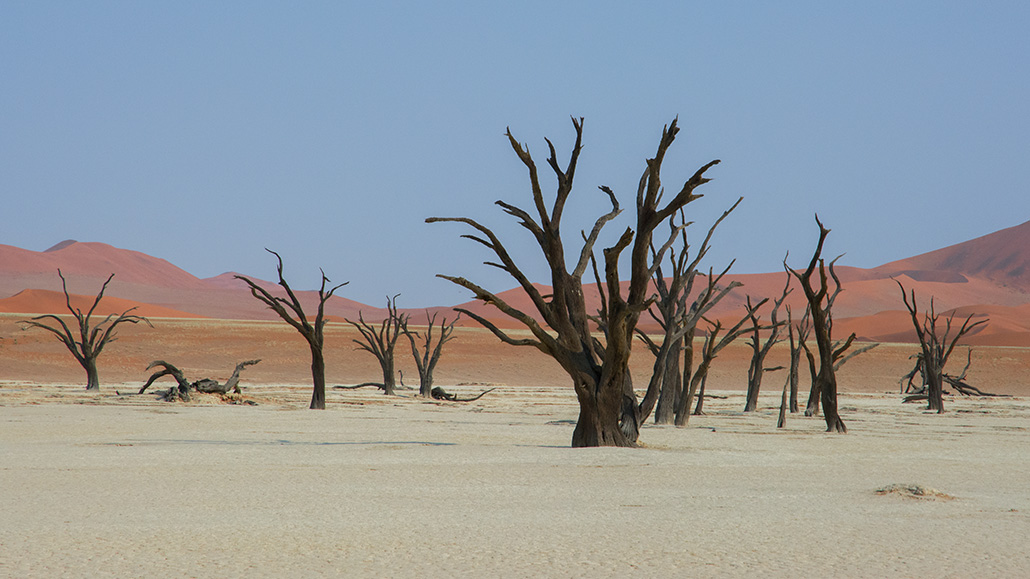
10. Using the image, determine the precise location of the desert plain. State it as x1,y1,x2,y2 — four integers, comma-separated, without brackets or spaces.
1,315,1029,578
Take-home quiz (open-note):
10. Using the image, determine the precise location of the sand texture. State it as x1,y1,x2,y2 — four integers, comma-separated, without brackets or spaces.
2,382,1028,578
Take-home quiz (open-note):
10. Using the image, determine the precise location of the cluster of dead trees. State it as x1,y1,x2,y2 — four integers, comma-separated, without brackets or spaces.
16,118,996,448
429,117,876,446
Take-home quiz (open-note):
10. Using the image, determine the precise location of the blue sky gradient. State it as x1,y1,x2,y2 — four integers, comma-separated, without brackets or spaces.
2,2,1028,306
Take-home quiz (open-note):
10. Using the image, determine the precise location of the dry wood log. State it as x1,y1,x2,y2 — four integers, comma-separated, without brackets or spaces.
430,386,496,402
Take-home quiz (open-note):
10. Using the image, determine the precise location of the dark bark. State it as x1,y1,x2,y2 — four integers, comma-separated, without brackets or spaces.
430,117,724,447
347,295,407,396
140,359,261,401
743,279,790,412
786,216,849,433
431,386,496,402
403,312,459,397
235,249,346,410
786,306,810,413
20,270,151,392
896,281,987,413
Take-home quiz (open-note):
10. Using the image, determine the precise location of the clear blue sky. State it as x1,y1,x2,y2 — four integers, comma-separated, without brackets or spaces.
3,2,1028,307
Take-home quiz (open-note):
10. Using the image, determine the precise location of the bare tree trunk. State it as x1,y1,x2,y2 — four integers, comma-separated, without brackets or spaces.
309,342,327,410
85,358,100,392
653,335,682,424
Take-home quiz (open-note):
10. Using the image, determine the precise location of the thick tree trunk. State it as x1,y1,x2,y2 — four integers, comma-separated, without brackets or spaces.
381,358,396,396
572,393,634,447
653,336,682,424
309,343,326,410
84,358,100,392
926,369,945,413
819,370,846,432
418,370,433,398
744,364,764,412
571,375,635,448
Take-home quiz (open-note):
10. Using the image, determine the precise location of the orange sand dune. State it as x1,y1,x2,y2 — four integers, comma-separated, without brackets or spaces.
0,289,206,319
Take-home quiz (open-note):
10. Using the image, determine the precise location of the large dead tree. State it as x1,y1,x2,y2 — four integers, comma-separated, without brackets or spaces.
20,270,151,391
785,216,853,433
896,281,987,412
402,311,459,398
429,117,724,447
139,359,261,401
235,249,346,410
347,295,407,396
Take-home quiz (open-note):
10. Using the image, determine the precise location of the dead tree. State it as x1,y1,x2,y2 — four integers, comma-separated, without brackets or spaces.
235,249,346,410
896,281,987,412
20,270,151,391
402,311,459,398
430,117,725,447
785,306,810,413
636,200,742,425
139,359,260,401
347,295,407,396
785,216,853,433
686,310,755,420
431,386,496,402
743,278,790,412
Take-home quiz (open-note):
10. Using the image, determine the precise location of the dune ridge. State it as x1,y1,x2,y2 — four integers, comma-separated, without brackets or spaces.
2,221,1030,344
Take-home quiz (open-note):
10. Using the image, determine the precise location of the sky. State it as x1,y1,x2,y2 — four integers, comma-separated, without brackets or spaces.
2,1,1029,307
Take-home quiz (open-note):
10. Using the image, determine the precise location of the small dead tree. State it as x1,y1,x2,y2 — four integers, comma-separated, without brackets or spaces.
20,270,151,391
402,311,459,398
743,279,790,412
684,309,755,421
785,305,811,414
235,249,346,410
139,359,260,401
430,117,725,447
347,295,407,396
896,281,987,412
785,216,853,433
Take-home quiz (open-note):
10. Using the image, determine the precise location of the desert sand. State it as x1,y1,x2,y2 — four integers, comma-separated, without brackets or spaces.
2,315,1029,577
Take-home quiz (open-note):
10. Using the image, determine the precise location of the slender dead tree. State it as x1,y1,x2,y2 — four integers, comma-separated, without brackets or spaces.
20,270,151,391
743,278,790,412
347,295,407,396
785,305,811,413
637,200,743,425
896,281,987,412
686,308,756,420
430,117,724,447
235,249,346,410
785,216,853,433
402,311,459,398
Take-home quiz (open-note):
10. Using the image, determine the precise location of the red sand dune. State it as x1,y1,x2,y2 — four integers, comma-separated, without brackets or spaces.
0,289,206,319
3,221,1030,345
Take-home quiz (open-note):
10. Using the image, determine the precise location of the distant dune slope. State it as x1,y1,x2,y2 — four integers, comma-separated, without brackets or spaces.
3,221,1030,344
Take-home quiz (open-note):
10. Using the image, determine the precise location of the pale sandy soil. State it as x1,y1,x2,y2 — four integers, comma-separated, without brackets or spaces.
2,315,1030,577
1,383,1028,578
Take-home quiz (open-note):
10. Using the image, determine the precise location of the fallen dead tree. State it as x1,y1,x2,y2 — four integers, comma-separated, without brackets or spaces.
430,386,496,402
139,359,261,402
